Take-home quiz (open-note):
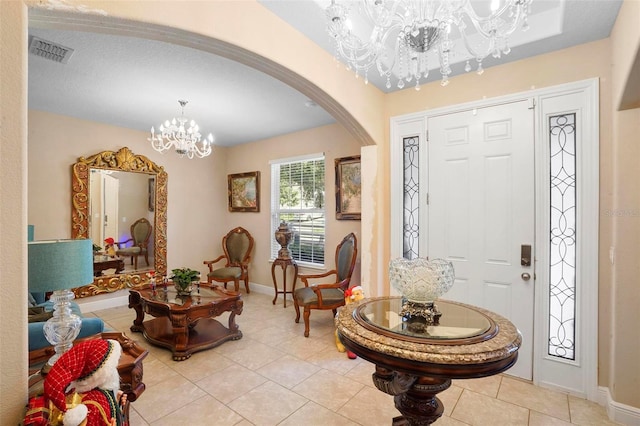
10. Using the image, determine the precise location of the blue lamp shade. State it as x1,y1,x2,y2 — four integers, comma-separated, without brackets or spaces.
28,239,94,293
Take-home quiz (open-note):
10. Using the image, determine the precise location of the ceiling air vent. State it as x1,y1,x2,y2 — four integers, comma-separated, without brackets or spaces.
29,36,74,64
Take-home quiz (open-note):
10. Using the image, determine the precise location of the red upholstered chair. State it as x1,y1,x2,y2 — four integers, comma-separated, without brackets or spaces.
294,233,358,337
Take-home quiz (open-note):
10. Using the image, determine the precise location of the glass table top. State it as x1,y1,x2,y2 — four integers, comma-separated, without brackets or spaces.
354,298,496,344
135,283,235,306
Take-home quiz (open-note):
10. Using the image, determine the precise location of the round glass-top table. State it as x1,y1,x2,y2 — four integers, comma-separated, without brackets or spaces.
355,297,498,343
336,297,521,425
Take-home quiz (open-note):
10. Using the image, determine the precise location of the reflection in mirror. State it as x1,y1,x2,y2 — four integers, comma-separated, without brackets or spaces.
89,169,155,274
72,147,167,298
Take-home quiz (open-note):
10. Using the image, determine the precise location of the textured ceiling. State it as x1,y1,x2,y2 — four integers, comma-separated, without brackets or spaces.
28,0,622,147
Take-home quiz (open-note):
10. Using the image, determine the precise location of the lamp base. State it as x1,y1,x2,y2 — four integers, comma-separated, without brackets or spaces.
42,288,82,367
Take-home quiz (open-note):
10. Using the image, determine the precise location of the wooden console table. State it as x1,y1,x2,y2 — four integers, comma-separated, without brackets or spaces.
336,297,521,425
129,283,243,361
271,257,298,308
93,257,125,276
29,331,148,421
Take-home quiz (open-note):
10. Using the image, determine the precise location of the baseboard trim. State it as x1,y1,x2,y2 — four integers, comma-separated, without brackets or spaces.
76,291,129,313
599,387,640,425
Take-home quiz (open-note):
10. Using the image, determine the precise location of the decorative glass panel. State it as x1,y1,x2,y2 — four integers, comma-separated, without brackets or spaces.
548,113,576,360
403,136,419,259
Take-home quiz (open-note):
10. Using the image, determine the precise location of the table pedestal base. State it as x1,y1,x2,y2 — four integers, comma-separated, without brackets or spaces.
373,366,451,426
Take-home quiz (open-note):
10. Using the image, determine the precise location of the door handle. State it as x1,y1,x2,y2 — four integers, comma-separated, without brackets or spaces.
521,244,532,266
521,272,531,281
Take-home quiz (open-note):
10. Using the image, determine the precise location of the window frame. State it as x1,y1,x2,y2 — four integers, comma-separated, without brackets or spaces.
270,153,326,268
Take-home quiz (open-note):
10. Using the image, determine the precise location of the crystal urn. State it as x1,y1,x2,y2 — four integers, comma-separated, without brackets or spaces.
389,258,455,323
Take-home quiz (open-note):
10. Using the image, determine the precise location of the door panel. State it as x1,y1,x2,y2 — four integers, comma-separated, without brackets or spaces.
103,174,119,242
427,100,534,379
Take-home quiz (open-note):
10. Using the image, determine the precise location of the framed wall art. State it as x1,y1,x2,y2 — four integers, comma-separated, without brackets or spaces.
228,171,260,212
335,155,361,220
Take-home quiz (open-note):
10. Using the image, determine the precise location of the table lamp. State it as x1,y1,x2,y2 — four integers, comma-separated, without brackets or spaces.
28,239,94,367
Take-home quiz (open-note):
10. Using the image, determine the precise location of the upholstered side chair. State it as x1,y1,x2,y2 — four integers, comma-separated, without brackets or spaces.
294,232,358,337
204,227,254,293
115,217,152,270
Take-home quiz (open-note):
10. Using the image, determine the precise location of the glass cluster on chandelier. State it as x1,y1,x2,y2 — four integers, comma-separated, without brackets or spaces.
326,0,532,90
149,100,214,159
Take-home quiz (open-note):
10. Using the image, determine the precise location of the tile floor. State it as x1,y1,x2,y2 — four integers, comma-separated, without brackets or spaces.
91,291,619,426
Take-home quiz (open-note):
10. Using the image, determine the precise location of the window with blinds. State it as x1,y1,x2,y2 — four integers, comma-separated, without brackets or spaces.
270,154,325,267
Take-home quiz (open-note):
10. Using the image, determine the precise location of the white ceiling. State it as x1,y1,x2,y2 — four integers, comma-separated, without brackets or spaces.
28,0,622,147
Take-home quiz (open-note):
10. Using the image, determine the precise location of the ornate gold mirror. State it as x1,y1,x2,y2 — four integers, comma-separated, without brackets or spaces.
71,147,167,297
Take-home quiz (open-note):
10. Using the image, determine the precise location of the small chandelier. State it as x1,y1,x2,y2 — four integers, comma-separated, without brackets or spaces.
326,0,532,90
149,100,214,159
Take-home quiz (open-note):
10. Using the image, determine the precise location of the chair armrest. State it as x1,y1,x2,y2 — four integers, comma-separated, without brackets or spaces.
204,255,226,271
299,269,338,287
115,238,134,248
309,281,347,307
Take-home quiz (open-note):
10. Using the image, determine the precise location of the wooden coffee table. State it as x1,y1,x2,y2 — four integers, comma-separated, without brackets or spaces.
129,283,243,361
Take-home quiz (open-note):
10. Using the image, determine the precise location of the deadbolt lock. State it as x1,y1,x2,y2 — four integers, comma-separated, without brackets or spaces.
521,244,532,266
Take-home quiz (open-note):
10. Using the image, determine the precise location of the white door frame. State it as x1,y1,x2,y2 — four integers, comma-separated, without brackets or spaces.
390,78,599,400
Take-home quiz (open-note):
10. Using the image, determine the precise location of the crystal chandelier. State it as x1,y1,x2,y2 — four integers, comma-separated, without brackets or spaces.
149,100,214,159
326,0,533,90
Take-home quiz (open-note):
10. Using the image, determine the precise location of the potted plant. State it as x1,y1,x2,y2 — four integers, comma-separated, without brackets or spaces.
170,267,200,296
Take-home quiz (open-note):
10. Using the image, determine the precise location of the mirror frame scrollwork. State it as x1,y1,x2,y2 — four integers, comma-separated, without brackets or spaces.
71,147,167,298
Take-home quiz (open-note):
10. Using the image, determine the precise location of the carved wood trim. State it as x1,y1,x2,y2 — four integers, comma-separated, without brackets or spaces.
71,147,168,298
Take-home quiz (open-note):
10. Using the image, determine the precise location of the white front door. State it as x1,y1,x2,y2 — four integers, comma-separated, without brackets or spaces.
103,173,119,242
427,100,534,379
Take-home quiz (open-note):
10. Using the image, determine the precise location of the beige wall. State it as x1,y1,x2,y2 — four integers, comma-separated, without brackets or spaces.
608,0,640,408
28,110,228,277
0,0,29,420
3,0,640,422
610,0,640,110
223,123,363,291
28,111,361,291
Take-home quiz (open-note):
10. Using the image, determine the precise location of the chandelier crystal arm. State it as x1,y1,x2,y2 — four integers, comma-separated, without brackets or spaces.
326,0,533,90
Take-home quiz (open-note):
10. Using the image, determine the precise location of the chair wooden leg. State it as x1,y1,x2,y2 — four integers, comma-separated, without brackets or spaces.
303,307,311,337
294,300,301,323
244,273,250,293
134,256,138,270
144,253,149,266
233,278,239,292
